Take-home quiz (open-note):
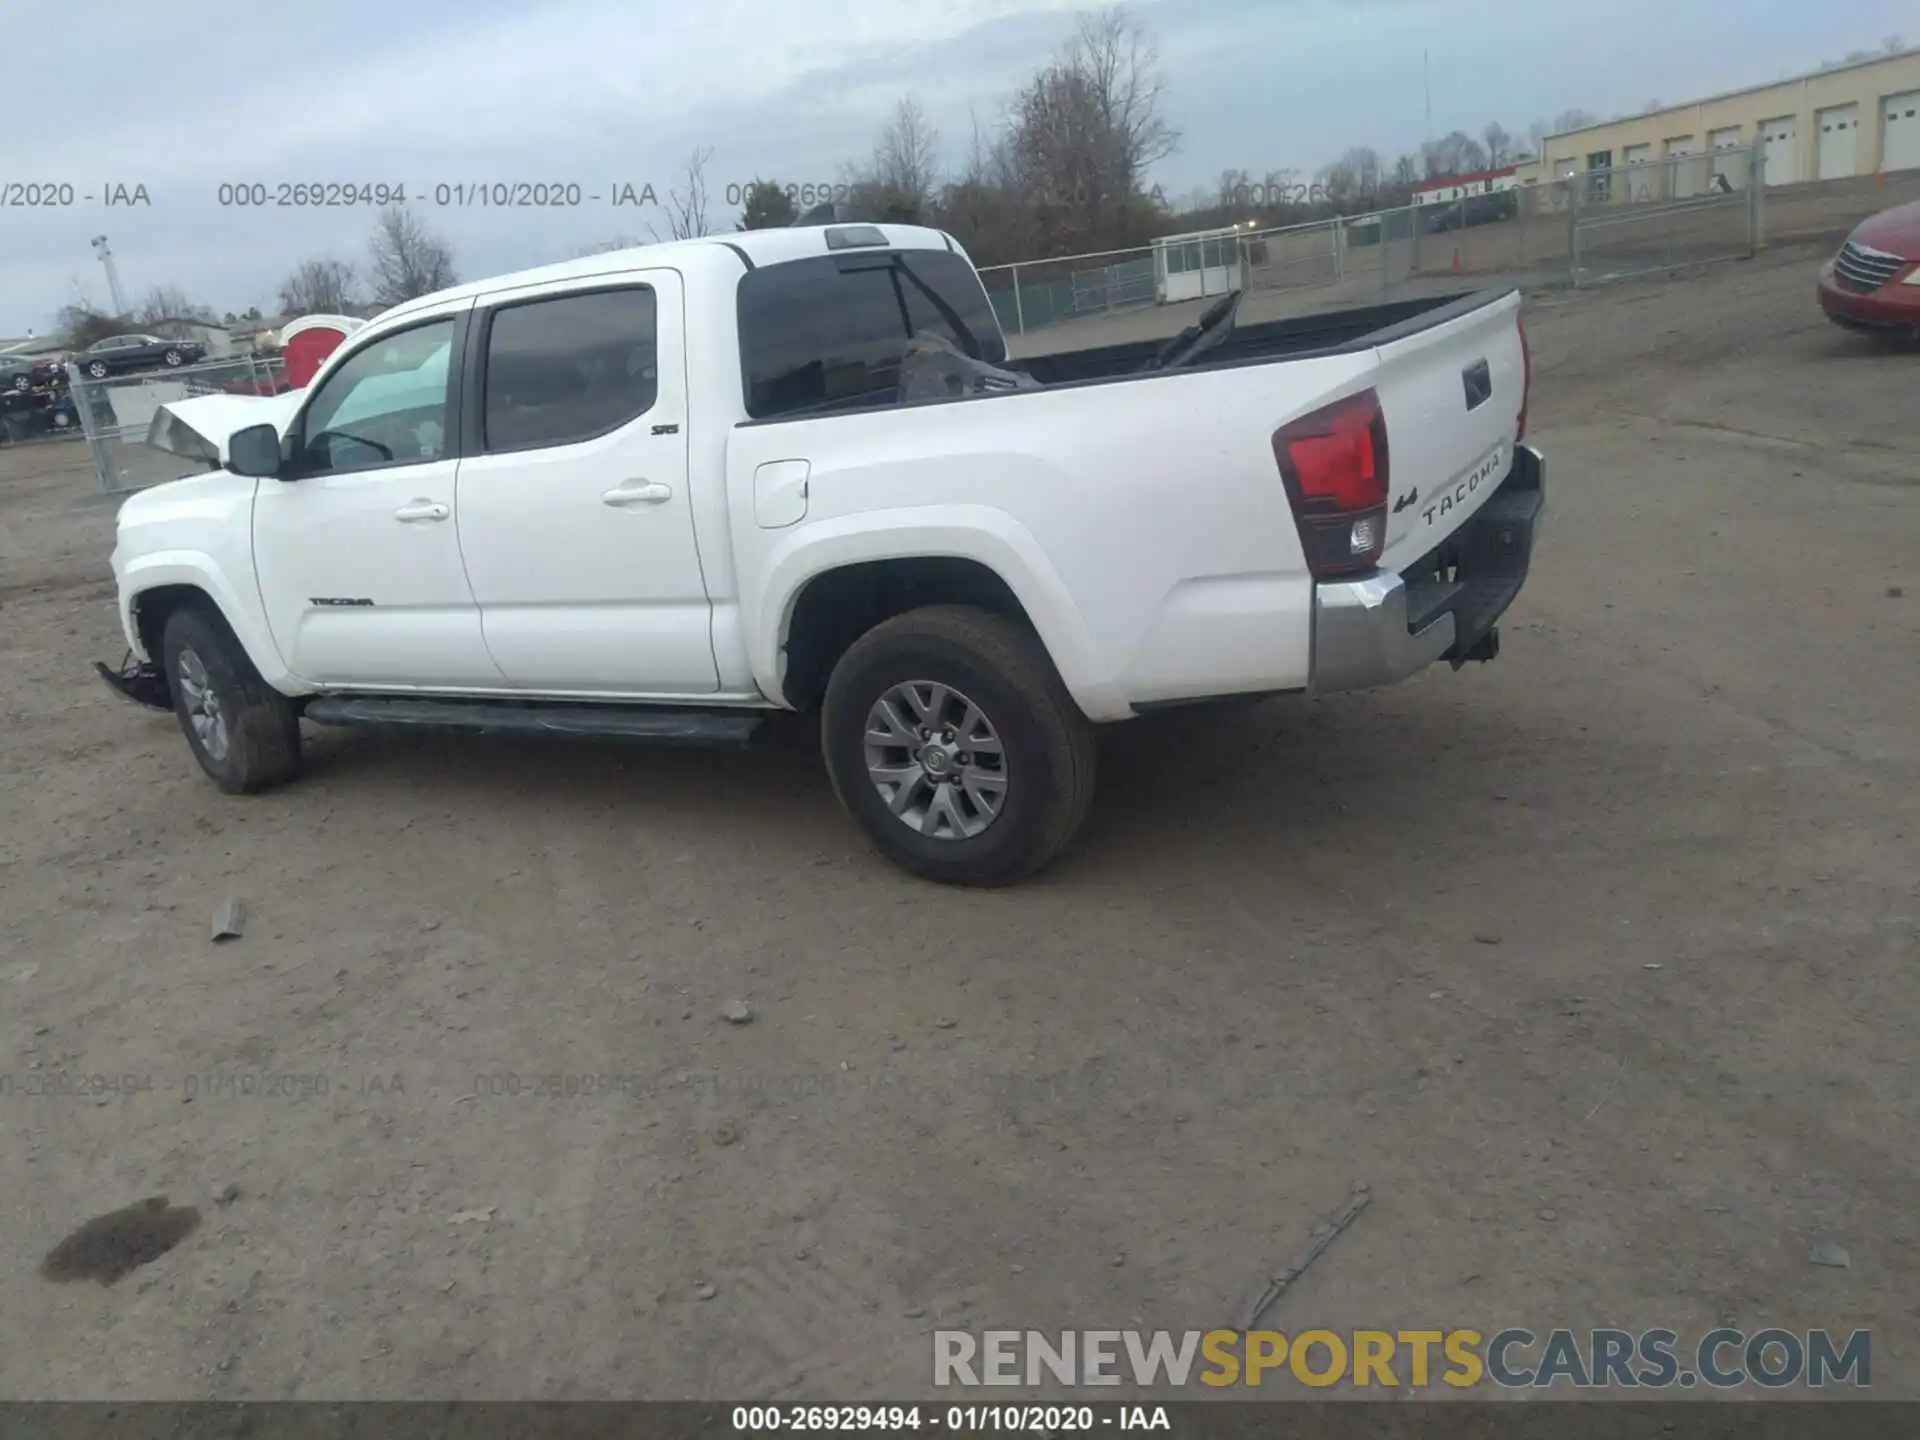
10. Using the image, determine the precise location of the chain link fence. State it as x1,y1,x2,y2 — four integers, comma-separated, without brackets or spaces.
983,140,1768,345
1568,145,1764,284
70,352,291,494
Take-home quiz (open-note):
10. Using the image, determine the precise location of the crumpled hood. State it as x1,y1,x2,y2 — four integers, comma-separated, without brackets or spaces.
144,391,303,466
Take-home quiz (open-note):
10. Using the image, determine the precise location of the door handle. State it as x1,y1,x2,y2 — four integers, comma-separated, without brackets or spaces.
602,480,673,506
394,499,450,522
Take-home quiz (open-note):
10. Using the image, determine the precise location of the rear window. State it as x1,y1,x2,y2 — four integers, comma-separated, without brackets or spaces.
737,250,1006,420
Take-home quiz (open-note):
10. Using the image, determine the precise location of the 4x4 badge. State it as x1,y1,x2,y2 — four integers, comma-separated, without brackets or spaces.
1392,489,1419,514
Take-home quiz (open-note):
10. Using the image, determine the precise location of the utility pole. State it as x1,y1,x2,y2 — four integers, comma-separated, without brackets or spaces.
90,235,127,317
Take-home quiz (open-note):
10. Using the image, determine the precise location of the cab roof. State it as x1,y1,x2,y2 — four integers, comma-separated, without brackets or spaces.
378,223,962,326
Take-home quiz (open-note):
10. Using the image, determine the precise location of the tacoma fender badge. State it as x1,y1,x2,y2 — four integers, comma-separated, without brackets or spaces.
310,597,375,607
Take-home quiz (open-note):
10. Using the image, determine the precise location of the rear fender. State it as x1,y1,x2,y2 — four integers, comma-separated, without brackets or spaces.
752,505,1127,721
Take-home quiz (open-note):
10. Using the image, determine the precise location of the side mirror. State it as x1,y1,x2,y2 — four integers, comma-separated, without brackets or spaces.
227,422,283,478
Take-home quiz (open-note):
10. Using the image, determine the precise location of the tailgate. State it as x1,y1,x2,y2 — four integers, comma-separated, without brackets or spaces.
1369,289,1526,572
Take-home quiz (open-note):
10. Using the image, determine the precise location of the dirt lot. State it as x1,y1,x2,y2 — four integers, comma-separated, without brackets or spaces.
1,236,1916,1403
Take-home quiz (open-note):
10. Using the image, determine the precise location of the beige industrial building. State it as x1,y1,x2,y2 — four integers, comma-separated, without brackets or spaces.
1517,47,1920,192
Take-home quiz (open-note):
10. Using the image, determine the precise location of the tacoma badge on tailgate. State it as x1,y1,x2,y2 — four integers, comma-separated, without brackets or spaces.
1421,445,1504,528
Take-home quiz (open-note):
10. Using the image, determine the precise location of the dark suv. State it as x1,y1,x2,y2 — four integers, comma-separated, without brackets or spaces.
77,333,207,379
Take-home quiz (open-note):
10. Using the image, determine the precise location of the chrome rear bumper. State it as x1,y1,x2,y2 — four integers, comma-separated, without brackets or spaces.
1310,443,1545,695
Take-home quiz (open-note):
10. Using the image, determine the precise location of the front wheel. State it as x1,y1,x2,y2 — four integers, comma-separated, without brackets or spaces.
85,360,108,379
161,603,302,794
163,349,184,367
821,605,1097,887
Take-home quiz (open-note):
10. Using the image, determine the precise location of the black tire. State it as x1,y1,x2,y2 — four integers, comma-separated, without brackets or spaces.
163,349,184,367
160,602,302,794
86,360,108,379
821,604,1097,887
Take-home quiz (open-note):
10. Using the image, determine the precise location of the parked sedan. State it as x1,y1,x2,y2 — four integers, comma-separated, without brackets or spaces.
76,333,208,379
1817,201,1920,345
0,351,65,392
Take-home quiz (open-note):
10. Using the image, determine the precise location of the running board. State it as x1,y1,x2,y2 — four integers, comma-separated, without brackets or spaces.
302,695,768,748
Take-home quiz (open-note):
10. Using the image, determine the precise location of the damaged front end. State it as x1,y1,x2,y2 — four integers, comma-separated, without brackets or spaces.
95,651,171,711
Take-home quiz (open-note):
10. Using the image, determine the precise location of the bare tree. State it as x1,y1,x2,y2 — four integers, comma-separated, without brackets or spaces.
1423,131,1488,179
57,303,127,349
928,106,1039,265
1343,146,1382,196
137,285,215,326
871,98,941,219
1483,122,1512,168
1068,6,1179,174
277,257,360,315
1393,153,1421,187
650,148,713,242
367,205,457,306
1552,108,1599,134
1886,33,1907,53
994,7,1178,253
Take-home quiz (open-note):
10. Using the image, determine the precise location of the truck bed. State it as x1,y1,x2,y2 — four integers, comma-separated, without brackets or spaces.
1005,290,1489,385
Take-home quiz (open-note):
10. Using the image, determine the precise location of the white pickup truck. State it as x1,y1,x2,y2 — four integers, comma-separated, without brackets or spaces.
99,222,1544,886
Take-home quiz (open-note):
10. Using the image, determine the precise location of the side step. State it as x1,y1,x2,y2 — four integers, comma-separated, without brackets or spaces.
302,695,769,748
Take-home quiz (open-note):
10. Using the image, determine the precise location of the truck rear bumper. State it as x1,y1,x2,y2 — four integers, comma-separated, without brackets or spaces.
1310,443,1544,695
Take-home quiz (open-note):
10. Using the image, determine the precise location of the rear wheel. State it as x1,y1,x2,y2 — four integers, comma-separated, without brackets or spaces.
160,603,302,794
85,359,108,379
163,349,184,367
821,605,1096,887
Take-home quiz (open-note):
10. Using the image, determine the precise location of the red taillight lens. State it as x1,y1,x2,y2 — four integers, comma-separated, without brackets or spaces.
1272,389,1390,578
1516,314,1531,442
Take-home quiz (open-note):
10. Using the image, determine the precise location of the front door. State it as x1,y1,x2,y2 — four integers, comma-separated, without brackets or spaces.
453,272,717,695
251,304,506,689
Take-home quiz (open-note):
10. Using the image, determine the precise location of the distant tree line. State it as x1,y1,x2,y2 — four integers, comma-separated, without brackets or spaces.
65,5,1867,340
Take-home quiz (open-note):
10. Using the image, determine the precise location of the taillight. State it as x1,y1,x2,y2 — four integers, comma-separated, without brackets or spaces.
1271,388,1389,578
1516,314,1531,442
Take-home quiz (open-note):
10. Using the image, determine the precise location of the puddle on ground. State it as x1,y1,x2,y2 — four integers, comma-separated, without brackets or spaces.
40,1196,201,1284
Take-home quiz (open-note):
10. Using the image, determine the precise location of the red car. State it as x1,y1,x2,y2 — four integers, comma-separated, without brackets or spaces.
1818,200,1920,344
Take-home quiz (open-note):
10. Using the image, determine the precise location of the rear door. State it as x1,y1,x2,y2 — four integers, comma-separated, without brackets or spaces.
1367,290,1526,572
453,271,718,695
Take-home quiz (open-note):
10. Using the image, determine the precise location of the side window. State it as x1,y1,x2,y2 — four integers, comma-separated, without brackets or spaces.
482,288,657,453
298,318,455,476
737,251,1006,420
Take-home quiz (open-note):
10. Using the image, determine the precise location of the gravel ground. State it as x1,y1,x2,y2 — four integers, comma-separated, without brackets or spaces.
0,234,1915,1402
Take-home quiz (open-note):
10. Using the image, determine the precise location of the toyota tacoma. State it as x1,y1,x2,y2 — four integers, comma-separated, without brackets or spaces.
100,223,1544,886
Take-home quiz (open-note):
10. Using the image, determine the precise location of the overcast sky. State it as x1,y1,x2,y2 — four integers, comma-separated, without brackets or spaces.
2,0,1913,334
